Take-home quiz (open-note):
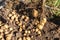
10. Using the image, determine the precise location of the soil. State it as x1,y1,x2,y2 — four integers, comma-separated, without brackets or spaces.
0,0,60,40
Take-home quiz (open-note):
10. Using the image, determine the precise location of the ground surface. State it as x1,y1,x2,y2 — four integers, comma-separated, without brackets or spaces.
0,0,60,40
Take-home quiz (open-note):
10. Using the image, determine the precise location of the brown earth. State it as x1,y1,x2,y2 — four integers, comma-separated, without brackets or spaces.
0,0,60,40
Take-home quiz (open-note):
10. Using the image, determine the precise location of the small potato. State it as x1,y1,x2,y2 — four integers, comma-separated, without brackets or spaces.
28,30,31,34
37,31,41,36
21,15,25,19
20,27,22,32
38,17,47,30
6,33,13,40
8,14,12,17
25,17,29,22
12,10,16,15
25,30,28,33
36,28,39,32
11,16,14,20
26,37,31,40
33,9,38,18
9,27,13,31
24,33,26,36
23,37,26,40
31,36,33,38
38,24,43,30
19,37,22,40
4,24,9,29
0,29,3,32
